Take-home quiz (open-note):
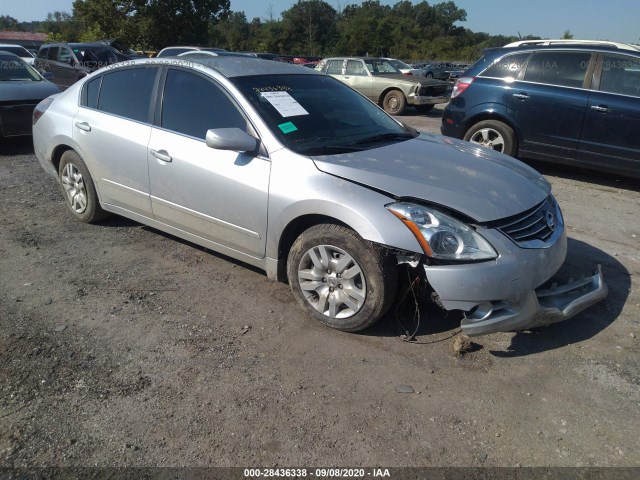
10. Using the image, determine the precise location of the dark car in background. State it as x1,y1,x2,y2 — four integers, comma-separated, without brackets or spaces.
0,52,59,138
34,43,130,90
420,62,466,80
441,44,640,178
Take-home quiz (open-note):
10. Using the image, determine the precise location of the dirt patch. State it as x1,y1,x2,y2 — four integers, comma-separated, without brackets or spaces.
1,134,639,468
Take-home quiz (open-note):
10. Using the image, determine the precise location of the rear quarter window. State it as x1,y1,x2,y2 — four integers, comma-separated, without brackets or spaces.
523,51,591,88
480,53,531,79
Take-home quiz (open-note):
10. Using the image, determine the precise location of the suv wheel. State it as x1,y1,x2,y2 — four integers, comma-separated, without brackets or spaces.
463,120,516,156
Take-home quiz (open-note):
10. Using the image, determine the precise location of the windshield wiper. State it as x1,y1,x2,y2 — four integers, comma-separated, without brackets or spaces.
299,144,367,155
355,132,415,145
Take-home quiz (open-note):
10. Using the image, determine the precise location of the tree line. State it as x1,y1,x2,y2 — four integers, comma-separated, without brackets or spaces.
1,0,543,61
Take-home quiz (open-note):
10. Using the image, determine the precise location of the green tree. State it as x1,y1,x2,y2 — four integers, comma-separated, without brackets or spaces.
0,15,20,30
281,0,338,55
141,0,230,49
563,30,574,39
40,11,80,41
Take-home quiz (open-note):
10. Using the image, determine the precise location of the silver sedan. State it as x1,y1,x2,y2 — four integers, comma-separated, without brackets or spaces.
32,57,607,336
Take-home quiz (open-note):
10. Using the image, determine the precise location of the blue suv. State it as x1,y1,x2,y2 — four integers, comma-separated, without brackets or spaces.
441,45,640,178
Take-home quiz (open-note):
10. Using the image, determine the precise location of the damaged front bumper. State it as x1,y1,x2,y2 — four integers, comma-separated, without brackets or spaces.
459,266,607,336
421,227,608,337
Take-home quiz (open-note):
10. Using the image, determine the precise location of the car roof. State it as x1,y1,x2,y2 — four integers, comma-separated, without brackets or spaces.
485,44,640,59
504,39,640,51
324,57,394,61
0,51,25,62
148,56,322,78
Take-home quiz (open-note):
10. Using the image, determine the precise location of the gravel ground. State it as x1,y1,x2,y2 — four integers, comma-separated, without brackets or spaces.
1,107,639,470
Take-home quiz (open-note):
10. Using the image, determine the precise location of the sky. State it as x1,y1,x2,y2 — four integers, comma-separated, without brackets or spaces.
1,0,638,44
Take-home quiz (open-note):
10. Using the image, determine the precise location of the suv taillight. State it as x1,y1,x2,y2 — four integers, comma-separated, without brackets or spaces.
451,77,475,99
33,97,54,125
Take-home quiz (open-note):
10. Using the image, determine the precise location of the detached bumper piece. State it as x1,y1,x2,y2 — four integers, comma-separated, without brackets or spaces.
461,266,608,337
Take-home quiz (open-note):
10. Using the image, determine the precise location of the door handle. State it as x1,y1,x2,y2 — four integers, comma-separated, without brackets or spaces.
150,149,172,163
590,105,610,113
74,121,91,132
512,93,529,100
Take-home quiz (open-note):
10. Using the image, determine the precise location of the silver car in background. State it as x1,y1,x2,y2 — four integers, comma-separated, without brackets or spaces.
32,56,606,336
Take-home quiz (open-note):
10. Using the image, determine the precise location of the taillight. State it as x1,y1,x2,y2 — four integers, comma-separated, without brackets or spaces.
403,72,412,76
33,97,54,125
451,77,475,99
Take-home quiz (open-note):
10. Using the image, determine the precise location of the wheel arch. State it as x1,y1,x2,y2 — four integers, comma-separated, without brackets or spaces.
273,214,352,282
462,112,522,153
377,86,405,106
51,144,76,174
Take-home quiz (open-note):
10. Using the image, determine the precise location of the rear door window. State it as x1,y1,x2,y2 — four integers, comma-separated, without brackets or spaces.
599,54,640,98
97,67,157,122
326,60,343,75
523,51,591,88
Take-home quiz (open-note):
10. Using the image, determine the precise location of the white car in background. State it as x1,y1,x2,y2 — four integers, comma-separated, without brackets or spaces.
0,44,36,64
382,58,425,76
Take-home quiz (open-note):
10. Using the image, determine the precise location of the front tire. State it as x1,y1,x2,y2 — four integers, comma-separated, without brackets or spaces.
58,150,109,223
463,120,517,156
382,90,407,116
287,224,397,332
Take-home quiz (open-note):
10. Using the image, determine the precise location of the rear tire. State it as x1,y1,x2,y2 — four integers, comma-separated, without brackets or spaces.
287,224,397,332
463,120,517,157
58,150,109,223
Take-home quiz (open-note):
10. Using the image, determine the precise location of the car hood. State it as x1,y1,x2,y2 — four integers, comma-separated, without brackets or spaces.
0,80,60,102
375,74,449,87
310,133,551,222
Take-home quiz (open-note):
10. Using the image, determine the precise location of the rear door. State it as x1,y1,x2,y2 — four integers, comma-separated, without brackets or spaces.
508,50,593,160
577,53,640,175
74,66,159,217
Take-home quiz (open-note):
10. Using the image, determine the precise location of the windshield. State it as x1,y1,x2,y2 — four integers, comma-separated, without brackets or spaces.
232,74,417,155
0,55,41,81
389,59,412,70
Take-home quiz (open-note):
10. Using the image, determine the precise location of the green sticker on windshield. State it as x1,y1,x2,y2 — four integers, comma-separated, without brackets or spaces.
278,121,298,134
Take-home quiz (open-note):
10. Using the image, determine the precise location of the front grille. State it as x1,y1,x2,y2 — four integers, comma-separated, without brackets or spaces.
493,196,561,248
419,85,449,96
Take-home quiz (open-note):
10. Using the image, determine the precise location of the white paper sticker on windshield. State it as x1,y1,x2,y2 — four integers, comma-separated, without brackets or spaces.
261,91,309,117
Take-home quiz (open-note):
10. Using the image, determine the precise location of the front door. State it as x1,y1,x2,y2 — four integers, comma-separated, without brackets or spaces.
577,53,640,175
148,68,270,258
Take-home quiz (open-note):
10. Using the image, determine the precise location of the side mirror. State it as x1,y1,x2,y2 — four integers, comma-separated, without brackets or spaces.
205,128,258,153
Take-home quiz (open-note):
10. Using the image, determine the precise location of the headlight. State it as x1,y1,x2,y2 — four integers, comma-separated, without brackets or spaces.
387,202,497,261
